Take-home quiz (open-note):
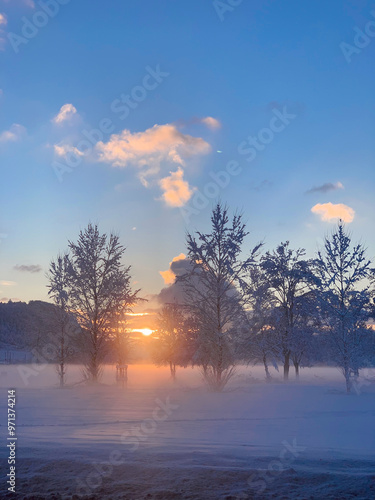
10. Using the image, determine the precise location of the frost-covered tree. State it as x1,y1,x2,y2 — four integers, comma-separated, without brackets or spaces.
66,224,140,382
47,253,78,387
180,203,262,391
314,222,375,393
111,310,133,373
260,242,315,380
289,291,319,378
242,265,279,381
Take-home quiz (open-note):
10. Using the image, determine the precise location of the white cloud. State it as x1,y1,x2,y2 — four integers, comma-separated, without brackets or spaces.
52,103,78,124
159,168,195,207
0,123,26,143
54,143,84,157
0,13,7,51
311,202,355,223
201,116,221,130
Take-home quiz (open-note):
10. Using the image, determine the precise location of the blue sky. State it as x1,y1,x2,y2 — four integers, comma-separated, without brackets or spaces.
0,0,374,303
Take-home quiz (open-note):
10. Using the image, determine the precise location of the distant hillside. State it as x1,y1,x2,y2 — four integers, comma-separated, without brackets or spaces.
0,300,151,364
0,300,77,354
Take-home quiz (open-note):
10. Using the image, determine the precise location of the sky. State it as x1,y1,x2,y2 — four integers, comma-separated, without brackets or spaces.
0,0,374,305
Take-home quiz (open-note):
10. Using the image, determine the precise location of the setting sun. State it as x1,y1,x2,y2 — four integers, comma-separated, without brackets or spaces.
136,328,154,337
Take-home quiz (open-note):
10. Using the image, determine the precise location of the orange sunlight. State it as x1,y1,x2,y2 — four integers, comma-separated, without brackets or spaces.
134,328,154,336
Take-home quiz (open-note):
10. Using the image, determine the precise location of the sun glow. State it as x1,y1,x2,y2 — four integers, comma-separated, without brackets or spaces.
136,328,154,336
126,312,154,317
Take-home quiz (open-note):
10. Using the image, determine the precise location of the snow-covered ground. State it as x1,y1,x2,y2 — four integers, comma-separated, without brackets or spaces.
0,364,374,499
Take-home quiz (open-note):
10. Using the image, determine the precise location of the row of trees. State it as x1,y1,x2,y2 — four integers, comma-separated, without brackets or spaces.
43,207,375,393
153,204,375,393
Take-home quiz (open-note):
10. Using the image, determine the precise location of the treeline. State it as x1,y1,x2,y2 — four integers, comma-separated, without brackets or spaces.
0,300,72,353
152,203,375,393
2,205,374,393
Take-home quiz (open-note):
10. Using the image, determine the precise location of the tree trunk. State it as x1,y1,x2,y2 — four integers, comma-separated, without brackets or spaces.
344,366,351,394
89,330,101,383
216,343,223,391
170,362,176,381
59,333,65,387
345,375,351,394
217,368,222,390
283,351,290,381
263,354,271,381
90,349,99,383
294,361,299,379
59,363,65,387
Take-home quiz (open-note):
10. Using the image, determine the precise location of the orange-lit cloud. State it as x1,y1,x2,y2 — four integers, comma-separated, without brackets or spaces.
201,116,221,130
159,168,194,207
160,253,186,284
175,116,221,130
3,0,35,6
0,124,26,143
96,123,210,177
311,202,355,223
0,13,6,50
52,104,77,124
54,143,84,157
96,122,212,206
